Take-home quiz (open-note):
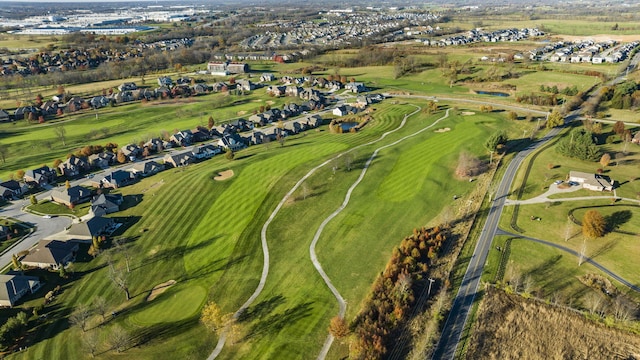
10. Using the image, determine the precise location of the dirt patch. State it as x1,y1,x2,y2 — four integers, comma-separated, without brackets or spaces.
434,127,451,133
468,286,640,359
461,111,475,116
146,280,176,302
214,169,234,181
237,110,247,115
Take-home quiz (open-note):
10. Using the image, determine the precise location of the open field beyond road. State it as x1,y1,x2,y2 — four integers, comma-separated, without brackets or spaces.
468,286,640,359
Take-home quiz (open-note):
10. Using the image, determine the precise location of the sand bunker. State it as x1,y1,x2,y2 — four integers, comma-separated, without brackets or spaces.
434,127,451,133
461,111,475,116
147,280,176,302
214,170,234,181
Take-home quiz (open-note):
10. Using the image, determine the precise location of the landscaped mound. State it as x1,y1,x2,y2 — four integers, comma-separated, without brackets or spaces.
214,170,234,181
468,286,640,359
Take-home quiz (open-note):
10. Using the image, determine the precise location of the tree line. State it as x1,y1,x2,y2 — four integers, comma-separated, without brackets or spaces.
346,225,447,359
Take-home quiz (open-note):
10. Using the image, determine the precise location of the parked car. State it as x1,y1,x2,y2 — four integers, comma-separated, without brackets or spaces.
554,180,563,185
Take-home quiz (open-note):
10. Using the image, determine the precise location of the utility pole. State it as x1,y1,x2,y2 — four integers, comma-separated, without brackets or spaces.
427,278,435,297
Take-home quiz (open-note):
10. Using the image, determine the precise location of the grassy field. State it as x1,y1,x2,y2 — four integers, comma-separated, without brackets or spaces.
467,286,640,360
3,100,529,360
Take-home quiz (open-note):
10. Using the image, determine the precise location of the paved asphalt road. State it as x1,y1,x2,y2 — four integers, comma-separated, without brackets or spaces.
431,127,561,360
0,197,72,270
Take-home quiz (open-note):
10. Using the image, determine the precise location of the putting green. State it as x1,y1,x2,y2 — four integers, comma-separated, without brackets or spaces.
131,285,207,325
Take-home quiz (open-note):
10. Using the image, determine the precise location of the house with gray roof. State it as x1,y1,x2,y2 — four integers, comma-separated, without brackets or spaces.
568,171,614,191
90,194,123,217
0,274,42,307
66,216,116,241
21,240,79,270
129,160,163,177
0,180,27,200
58,155,89,177
93,170,136,189
51,185,92,207
163,151,195,168
23,165,58,186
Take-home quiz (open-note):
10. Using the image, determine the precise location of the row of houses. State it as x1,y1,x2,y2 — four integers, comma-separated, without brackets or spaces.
422,27,544,47
0,77,232,122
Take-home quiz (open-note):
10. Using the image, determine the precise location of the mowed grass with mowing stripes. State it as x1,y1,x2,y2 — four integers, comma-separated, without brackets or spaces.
10,102,417,360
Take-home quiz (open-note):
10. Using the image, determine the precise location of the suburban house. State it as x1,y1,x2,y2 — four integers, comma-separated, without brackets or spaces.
333,106,349,117
246,130,266,145
632,132,640,145
191,127,211,143
236,79,255,91
218,134,247,151
568,171,614,191
40,100,59,117
144,138,169,152
66,97,86,112
129,160,163,177
0,180,27,200
261,73,276,82
14,105,41,121
157,77,173,87
51,185,92,207
88,152,115,169
170,130,194,147
24,166,57,187
192,144,222,160
121,144,142,161
89,96,110,109
344,82,366,93
0,274,42,307
93,170,137,189
118,82,137,92
58,155,90,177
66,216,116,241
0,109,10,122
163,151,195,168
21,240,79,270
90,193,123,217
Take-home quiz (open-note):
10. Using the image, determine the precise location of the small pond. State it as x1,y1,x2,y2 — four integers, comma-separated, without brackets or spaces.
475,90,509,97
340,122,359,131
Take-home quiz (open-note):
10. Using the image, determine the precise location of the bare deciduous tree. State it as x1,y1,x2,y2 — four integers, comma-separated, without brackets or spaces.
613,297,634,322
579,239,587,266
54,125,67,146
108,262,130,300
69,304,91,332
108,324,130,353
564,217,573,242
81,329,101,358
585,292,603,315
93,296,108,322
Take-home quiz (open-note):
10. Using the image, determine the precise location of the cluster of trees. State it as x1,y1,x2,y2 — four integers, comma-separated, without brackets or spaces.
600,81,640,110
515,93,558,106
545,109,564,128
349,226,447,359
539,84,579,96
556,128,600,161
0,312,28,350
